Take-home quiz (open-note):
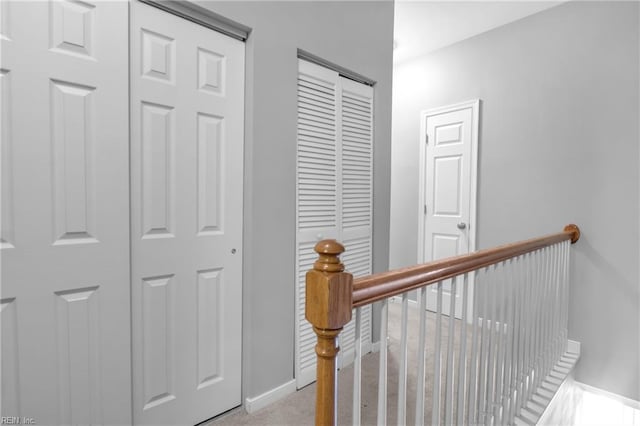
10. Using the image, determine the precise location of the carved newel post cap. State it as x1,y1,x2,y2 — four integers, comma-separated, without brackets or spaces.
563,224,580,244
313,240,345,273
306,239,352,330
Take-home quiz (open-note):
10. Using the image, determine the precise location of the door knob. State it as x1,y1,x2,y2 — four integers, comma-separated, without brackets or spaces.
457,222,467,230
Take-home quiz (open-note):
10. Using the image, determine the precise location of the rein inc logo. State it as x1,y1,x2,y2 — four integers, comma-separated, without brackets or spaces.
1,418,35,425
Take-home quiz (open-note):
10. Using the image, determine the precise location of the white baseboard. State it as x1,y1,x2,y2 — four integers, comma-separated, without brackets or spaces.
244,379,296,414
567,339,581,355
574,381,640,410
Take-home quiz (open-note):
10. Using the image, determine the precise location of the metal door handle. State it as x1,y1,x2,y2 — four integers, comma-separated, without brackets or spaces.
457,222,467,230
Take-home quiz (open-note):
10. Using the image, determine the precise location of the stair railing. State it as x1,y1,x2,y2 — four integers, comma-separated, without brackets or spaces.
305,224,580,426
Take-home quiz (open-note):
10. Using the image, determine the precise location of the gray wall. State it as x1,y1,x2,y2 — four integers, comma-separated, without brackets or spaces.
390,1,639,400
197,1,394,400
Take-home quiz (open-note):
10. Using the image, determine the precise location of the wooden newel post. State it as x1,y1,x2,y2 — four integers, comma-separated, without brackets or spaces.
305,239,353,426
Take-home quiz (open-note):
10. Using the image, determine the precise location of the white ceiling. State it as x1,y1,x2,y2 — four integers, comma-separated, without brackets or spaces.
393,1,566,64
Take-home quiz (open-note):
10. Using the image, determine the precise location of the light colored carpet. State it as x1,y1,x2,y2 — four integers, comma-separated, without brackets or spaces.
207,299,471,426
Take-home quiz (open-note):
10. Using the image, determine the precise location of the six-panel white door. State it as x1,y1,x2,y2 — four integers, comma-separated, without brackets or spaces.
1,1,131,423
421,101,478,318
130,1,245,424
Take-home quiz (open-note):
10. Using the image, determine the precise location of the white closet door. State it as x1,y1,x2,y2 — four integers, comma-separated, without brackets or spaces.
338,78,373,367
0,1,131,424
295,60,340,388
130,2,245,424
295,60,373,387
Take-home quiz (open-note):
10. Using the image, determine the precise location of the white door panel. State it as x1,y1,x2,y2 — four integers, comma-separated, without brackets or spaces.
337,78,373,368
421,102,479,317
130,2,244,424
295,60,341,387
1,1,130,423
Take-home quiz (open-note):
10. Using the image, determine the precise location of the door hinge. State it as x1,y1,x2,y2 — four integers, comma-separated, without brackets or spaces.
424,204,427,214
425,134,429,144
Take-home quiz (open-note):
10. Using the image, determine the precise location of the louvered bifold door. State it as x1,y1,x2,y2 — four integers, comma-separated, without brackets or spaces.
295,61,374,387
337,78,374,368
295,60,340,388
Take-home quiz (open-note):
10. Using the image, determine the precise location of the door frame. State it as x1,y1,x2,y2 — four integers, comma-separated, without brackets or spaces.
417,99,480,265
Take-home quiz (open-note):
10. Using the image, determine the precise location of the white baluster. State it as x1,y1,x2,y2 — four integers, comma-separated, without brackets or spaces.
560,241,568,358
485,263,504,424
535,246,548,394
527,249,540,404
544,245,553,381
526,250,535,405
501,258,515,425
512,255,523,422
494,260,507,425
521,252,531,406
563,240,570,343
547,244,557,376
353,307,362,426
397,293,409,426
527,249,538,403
456,273,469,426
535,247,543,394
377,299,388,426
558,243,565,359
431,281,443,426
468,269,482,425
478,267,491,425
510,254,525,423
444,276,457,426
552,243,561,364
415,287,428,426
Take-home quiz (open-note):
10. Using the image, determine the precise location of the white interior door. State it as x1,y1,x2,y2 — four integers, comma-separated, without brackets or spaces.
130,1,245,424
420,100,479,318
1,1,131,423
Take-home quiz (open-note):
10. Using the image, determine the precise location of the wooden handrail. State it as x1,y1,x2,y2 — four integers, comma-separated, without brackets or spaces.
352,224,580,307
305,224,579,425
